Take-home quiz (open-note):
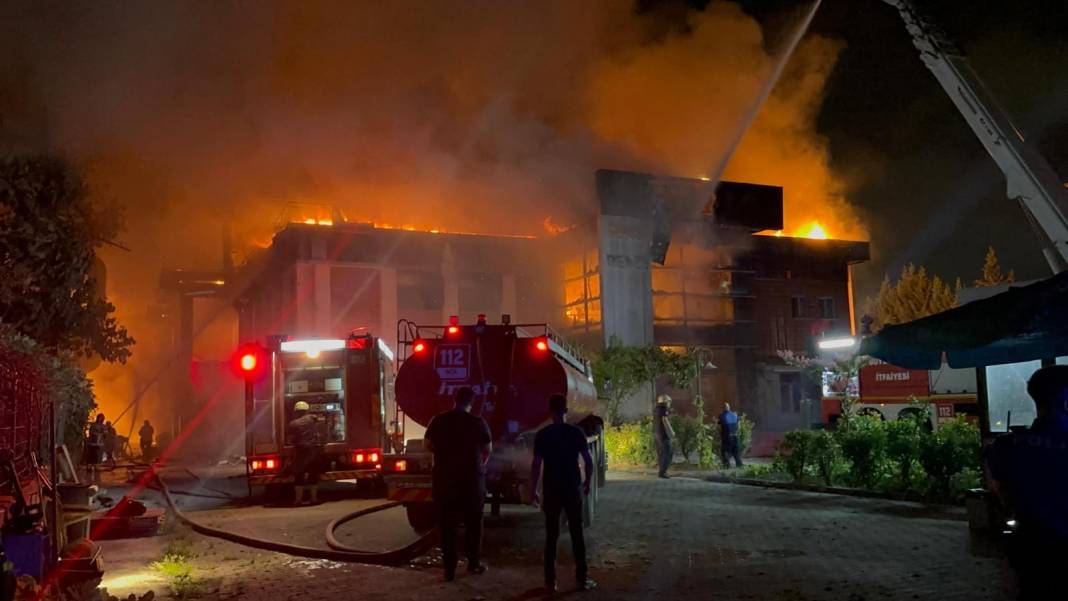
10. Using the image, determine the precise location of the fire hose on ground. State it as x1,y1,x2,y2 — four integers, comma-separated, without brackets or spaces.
151,470,438,565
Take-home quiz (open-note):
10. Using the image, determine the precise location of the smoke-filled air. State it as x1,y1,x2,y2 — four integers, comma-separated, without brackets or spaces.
0,0,864,431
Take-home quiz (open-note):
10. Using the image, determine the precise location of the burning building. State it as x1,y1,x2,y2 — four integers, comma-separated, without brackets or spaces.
557,169,869,430
161,169,866,452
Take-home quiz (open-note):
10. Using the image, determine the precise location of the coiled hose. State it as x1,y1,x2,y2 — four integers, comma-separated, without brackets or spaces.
152,470,438,565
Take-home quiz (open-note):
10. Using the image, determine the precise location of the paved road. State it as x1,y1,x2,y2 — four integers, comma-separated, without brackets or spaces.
100,471,1016,600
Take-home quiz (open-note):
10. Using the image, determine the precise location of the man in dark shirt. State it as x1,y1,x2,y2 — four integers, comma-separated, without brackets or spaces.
718,402,743,468
424,386,492,581
138,419,155,460
288,401,325,506
987,365,1068,600
653,395,675,478
531,393,596,592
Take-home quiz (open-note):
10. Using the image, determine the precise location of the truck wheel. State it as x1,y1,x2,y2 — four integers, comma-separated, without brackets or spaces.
405,503,436,533
596,425,608,486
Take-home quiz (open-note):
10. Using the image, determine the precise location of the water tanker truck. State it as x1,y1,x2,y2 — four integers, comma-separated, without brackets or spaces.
381,316,607,531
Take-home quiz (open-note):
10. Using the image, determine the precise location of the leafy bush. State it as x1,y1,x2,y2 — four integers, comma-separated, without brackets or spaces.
835,415,888,488
153,537,198,599
605,418,657,467
919,418,981,498
949,466,983,501
886,409,928,490
740,463,777,479
0,329,96,461
779,430,813,482
669,395,718,468
808,430,840,486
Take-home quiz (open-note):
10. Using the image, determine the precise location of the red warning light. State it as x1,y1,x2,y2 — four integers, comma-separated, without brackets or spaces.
447,326,459,335
413,341,427,353
240,353,257,372
535,339,548,352
232,343,267,379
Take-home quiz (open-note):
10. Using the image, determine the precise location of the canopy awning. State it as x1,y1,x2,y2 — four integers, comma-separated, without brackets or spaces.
859,271,1068,369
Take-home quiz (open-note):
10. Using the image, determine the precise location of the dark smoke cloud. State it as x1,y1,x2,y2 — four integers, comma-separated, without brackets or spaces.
0,0,855,426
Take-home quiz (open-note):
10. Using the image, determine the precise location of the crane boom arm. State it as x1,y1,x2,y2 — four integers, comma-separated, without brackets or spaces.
884,0,1068,273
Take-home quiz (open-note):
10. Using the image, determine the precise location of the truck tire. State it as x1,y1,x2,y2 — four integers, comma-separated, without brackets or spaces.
596,425,608,486
405,503,436,533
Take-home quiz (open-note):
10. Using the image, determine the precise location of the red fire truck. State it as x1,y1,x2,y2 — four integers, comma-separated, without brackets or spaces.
241,333,397,490
381,316,607,531
820,360,978,428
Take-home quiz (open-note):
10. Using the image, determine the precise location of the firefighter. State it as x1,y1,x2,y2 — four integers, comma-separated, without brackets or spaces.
86,414,106,465
424,386,492,581
987,365,1068,600
139,419,155,460
530,393,596,592
288,401,325,506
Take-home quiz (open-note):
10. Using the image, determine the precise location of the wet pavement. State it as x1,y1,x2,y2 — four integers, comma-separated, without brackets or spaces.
99,470,1015,600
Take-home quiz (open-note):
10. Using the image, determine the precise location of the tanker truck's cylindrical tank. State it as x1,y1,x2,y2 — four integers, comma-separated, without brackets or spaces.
395,329,596,440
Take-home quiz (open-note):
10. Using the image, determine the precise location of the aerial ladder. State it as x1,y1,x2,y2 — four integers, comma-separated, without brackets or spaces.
882,0,1068,274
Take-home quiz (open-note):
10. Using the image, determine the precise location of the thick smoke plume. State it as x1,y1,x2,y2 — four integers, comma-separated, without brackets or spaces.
0,1,862,432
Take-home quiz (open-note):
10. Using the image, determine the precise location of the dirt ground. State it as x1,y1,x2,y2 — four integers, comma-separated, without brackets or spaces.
96,469,1016,600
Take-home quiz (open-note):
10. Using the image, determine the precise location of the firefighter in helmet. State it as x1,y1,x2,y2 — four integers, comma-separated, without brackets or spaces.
288,401,325,506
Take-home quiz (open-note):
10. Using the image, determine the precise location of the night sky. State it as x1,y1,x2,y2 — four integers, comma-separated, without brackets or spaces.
742,0,1068,296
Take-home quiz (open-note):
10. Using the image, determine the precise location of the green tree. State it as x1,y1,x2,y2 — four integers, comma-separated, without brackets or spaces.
863,264,960,331
974,246,1015,287
590,339,699,426
0,156,133,362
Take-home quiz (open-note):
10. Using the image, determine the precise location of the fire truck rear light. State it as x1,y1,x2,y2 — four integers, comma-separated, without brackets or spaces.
347,337,369,349
394,460,407,472
535,339,548,351
413,341,426,353
265,458,277,470
354,453,365,463
240,354,257,371
250,456,279,472
375,464,382,470
369,452,379,462
447,326,459,335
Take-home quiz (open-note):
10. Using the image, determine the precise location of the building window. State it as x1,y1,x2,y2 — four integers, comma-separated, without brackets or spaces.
790,296,806,318
562,250,601,332
819,297,836,319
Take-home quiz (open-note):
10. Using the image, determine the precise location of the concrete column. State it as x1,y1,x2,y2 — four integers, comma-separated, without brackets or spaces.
501,273,517,320
314,263,331,336
379,267,398,353
442,243,460,320
599,215,654,347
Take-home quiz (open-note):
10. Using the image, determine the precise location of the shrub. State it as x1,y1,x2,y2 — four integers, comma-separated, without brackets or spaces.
605,418,657,467
886,411,928,490
919,418,981,498
779,430,813,482
836,414,888,488
808,430,840,486
740,463,777,479
153,537,198,599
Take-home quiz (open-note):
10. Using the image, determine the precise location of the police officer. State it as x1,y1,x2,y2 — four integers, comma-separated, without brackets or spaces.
288,401,325,506
424,387,492,581
987,365,1068,600
718,402,743,468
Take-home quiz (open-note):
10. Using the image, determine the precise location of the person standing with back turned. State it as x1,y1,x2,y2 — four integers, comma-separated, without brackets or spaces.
987,365,1068,600
531,393,597,592
424,386,492,581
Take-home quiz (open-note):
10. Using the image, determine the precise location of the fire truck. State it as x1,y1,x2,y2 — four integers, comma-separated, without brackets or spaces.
820,361,978,428
380,316,607,532
240,333,397,490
